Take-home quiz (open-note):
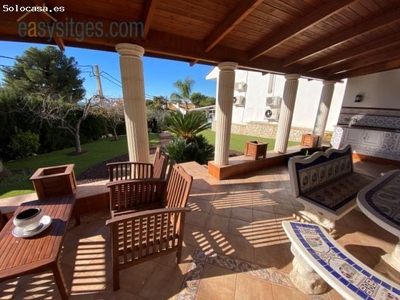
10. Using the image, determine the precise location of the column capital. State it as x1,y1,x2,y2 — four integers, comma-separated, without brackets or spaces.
115,43,145,57
218,62,238,71
284,74,301,80
322,80,336,86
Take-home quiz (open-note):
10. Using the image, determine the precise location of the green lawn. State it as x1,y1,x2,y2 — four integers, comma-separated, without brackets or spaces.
1,130,298,199
0,134,159,199
200,130,299,152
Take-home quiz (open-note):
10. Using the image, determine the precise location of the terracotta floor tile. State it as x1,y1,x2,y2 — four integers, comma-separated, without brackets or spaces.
205,214,230,233
228,218,252,238
139,263,185,300
271,283,311,300
254,244,292,271
196,264,236,299
188,198,213,213
118,261,158,295
221,233,255,262
209,203,232,218
235,273,273,300
231,207,253,222
186,210,209,227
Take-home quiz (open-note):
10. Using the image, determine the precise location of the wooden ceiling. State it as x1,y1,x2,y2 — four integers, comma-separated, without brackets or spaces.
1,0,400,81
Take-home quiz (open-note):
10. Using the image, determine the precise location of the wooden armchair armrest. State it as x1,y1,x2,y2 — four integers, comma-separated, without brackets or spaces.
106,207,191,226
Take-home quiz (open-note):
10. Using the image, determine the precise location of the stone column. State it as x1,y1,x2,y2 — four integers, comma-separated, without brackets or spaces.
274,74,300,153
214,62,238,166
313,81,336,146
115,43,150,163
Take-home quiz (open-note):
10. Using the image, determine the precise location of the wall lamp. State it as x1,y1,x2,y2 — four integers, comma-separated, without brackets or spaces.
355,94,363,102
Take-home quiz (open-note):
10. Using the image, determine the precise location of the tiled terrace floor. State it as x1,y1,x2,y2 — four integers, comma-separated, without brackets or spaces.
0,160,398,299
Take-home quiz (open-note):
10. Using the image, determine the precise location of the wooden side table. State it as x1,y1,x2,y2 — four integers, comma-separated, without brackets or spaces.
244,141,268,160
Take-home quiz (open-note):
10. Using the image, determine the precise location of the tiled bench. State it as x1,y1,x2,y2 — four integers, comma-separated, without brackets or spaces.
282,221,400,299
288,144,373,236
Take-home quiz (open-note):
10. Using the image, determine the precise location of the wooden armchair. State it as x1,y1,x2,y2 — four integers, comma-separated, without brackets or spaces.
106,162,193,218
107,147,169,181
106,207,190,290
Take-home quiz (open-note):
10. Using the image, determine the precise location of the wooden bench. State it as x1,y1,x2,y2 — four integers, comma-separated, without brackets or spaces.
282,221,400,299
288,144,373,235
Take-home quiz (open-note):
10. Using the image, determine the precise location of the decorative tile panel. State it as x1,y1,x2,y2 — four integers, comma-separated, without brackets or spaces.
338,107,400,130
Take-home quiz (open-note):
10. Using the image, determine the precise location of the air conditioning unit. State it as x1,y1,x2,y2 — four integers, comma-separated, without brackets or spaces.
264,107,280,120
235,82,247,92
233,96,245,107
266,96,282,107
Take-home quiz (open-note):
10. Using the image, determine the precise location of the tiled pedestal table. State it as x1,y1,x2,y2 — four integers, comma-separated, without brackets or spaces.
282,221,400,299
357,169,400,284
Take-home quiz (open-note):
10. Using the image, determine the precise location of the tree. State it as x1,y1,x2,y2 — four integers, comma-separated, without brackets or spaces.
191,92,216,107
94,98,125,140
24,95,99,154
1,46,85,102
164,111,214,164
146,95,167,110
164,111,210,141
173,77,195,110
0,46,89,156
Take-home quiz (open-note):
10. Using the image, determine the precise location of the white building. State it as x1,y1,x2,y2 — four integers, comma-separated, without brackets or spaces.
206,67,346,141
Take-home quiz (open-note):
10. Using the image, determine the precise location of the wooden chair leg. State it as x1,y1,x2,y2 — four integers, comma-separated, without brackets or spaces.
113,264,120,291
176,247,182,264
74,214,81,226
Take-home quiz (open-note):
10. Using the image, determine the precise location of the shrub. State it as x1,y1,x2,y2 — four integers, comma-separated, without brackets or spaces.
11,128,40,158
165,138,189,163
165,134,214,165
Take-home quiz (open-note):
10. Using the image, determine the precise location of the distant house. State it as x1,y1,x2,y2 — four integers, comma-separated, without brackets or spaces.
166,102,196,114
206,67,347,141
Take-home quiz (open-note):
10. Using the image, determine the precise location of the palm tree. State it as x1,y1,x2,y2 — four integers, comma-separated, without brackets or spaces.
173,77,195,111
164,111,214,164
164,111,209,141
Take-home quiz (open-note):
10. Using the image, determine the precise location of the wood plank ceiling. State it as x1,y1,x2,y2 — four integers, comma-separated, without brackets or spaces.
1,0,400,81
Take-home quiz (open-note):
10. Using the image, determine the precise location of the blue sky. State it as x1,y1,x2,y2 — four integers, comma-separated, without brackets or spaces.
0,41,217,99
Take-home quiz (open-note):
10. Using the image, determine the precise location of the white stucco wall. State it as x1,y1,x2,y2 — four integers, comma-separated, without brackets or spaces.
341,69,400,109
207,68,346,132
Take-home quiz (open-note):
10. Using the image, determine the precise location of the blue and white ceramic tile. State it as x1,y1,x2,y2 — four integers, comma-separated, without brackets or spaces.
289,222,400,300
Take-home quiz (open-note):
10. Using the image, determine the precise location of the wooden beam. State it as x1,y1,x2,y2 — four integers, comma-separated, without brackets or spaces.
141,0,159,41
33,0,65,50
204,0,263,53
283,8,400,67
189,60,197,66
328,58,400,80
326,48,400,76
248,0,357,61
305,32,400,72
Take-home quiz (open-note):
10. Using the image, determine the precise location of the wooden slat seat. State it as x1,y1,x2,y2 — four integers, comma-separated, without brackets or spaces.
106,207,190,291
